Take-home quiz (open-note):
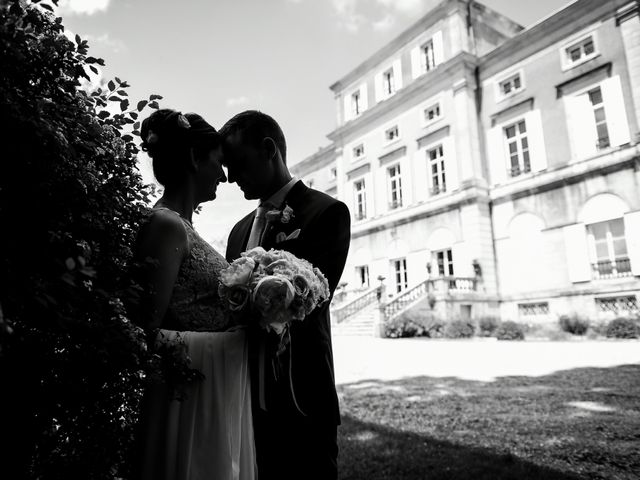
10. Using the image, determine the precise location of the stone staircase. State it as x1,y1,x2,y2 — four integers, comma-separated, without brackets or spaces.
330,275,480,337
331,302,377,336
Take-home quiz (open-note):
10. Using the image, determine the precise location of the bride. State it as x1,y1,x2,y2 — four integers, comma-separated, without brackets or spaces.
133,109,256,480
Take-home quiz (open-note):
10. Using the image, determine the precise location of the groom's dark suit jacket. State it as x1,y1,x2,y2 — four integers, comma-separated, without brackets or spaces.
226,180,350,425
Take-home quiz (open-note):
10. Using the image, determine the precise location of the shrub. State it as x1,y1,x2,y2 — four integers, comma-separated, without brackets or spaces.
0,1,167,477
558,313,590,335
384,310,445,338
444,319,475,338
477,316,501,337
605,317,640,339
495,321,525,341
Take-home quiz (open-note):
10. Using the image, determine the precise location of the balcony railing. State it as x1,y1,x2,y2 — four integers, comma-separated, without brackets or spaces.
596,137,611,150
388,199,403,210
592,258,632,279
354,211,367,221
509,164,531,177
429,276,477,292
430,184,446,196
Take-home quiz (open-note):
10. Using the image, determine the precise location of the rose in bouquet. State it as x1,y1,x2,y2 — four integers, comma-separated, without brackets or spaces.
218,247,330,335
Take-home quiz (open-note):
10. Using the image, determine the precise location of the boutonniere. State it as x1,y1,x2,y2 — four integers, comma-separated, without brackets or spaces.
264,204,299,244
265,204,294,225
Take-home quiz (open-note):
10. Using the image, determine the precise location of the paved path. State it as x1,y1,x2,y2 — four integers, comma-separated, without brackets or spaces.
332,337,640,385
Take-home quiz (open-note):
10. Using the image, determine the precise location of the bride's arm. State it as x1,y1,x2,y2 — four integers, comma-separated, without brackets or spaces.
135,210,189,330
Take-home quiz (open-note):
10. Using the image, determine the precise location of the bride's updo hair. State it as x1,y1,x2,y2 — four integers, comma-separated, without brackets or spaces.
140,109,220,187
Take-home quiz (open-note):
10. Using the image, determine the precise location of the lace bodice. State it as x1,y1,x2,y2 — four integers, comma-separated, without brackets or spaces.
148,208,231,332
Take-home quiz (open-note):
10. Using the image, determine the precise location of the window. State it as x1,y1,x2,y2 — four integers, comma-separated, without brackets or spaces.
504,119,531,177
428,144,446,195
564,35,597,68
498,73,523,99
421,40,436,73
588,87,610,150
353,143,365,160
596,296,638,315
587,218,631,279
330,167,337,181
393,258,408,293
356,265,370,289
433,249,454,276
423,103,441,124
518,302,550,317
385,125,399,143
387,164,403,209
351,90,361,117
353,179,367,221
383,68,395,96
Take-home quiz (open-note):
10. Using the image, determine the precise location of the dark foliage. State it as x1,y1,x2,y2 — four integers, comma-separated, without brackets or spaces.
444,319,475,339
495,321,525,341
385,310,445,338
0,1,171,477
558,314,590,336
605,317,640,339
477,315,501,337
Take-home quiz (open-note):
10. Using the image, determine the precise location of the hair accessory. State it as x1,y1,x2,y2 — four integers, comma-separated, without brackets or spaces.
177,114,191,129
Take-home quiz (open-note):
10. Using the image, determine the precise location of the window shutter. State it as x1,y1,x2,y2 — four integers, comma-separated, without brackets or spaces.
360,83,368,111
563,223,591,283
601,75,631,147
432,30,444,66
452,242,472,277
487,125,506,185
564,94,597,161
443,136,459,192
374,73,383,103
624,211,640,276
343,94,351,122
411,46,421,79
393,59,403,90
525,109,547,173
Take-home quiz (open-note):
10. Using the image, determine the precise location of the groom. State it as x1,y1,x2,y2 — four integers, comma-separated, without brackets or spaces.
221,111,350,480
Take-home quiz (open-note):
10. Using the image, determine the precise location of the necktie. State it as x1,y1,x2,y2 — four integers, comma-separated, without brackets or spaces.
246,205,268,249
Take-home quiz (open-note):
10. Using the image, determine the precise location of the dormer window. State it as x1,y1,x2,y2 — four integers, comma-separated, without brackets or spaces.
500,74,522,96
423,103,441,124
561,33,599,70
385,125,399,143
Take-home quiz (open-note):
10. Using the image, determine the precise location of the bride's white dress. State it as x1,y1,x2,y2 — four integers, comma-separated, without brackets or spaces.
137,208,256,480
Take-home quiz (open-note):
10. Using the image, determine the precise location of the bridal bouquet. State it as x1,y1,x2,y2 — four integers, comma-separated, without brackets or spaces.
218,247,330,335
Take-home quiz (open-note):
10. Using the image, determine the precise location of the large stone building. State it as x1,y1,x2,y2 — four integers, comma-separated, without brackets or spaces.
292,0,640,327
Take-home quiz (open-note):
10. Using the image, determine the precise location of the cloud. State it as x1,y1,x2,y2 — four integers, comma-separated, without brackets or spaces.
226,96,250,107
57,0,110,16
85,33,127,53
372,14,394,32
332,0,431,33
375,0,424,13
332,0,366,33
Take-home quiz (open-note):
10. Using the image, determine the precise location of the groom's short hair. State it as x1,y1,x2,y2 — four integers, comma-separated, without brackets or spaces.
219,110,287,164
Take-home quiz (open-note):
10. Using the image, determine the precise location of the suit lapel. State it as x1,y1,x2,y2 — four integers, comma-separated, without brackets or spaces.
239,212,254,251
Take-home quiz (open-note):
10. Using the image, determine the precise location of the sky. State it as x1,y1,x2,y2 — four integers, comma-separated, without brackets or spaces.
58,0,571,248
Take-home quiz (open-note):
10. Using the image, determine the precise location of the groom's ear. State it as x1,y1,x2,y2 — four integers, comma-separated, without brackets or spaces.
261,137,279,162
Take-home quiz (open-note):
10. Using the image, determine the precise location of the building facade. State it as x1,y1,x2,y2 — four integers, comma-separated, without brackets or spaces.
292,0,640,323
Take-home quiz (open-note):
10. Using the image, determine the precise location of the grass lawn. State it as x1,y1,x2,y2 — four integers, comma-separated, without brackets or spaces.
337,364,640,480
